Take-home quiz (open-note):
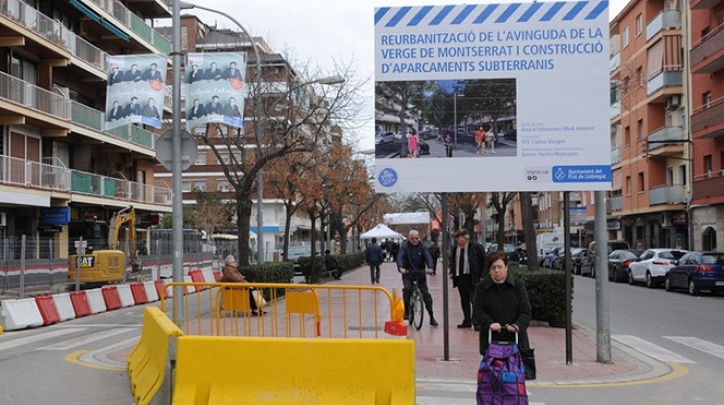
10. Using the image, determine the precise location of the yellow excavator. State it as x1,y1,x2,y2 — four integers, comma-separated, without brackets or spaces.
69,206,142,285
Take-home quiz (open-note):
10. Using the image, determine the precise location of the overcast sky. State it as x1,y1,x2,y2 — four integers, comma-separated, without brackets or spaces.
177,0,631,150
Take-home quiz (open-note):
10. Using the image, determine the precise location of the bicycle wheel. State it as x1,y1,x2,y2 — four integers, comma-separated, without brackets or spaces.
411,288,424,330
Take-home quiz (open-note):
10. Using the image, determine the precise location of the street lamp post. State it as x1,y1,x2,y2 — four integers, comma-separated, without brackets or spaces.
453,92,458,147
179,1,264,265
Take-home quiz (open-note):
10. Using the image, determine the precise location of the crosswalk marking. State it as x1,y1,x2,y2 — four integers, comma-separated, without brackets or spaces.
614,335,696,363
0,328,85,351
417,398,544,405
664,336,724,361
416,380,542,404
40,328,136,350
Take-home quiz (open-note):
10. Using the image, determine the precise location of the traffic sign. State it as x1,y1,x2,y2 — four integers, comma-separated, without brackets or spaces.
155,129,198,171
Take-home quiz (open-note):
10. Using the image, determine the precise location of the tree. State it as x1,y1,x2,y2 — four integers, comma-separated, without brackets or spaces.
519,192,539,269
197,60,365,265
490,192,518,248
192,189,231,239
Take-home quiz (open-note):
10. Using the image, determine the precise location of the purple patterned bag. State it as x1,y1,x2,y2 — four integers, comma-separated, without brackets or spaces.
476,339,528,405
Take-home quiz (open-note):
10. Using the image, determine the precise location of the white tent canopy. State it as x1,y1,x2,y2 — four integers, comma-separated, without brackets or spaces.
360,223,404,240
384,212,430,225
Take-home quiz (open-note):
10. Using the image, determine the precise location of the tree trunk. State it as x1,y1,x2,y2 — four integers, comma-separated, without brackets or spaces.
308,207,318,283
235,195,253,266
519,192,539,270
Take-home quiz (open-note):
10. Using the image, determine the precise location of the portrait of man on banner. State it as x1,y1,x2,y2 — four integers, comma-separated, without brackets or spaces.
105,54,167,130
185,52,246,131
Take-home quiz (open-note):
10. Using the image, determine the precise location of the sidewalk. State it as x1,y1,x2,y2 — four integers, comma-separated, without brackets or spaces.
337,261,669,386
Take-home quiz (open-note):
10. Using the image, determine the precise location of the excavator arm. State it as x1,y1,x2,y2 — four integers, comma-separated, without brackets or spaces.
108,206,141,272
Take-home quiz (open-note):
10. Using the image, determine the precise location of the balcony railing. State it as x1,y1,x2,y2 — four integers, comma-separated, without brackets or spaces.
82,0,171,54
610,100,621,119
0,0,107,72
649,184,686,205
646,10,681,41
611,147,621,165
690,22,724,72
0,71,69,120
646,126,686,151
691,96,724,135
0,154,172,206
647,70,682,95
611,195,623,211
610,51,620,71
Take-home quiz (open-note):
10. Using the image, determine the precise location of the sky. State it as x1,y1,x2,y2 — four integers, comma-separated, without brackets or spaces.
177,0,632,151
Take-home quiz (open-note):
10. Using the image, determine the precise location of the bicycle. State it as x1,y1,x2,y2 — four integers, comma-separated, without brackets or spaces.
408,278,424,331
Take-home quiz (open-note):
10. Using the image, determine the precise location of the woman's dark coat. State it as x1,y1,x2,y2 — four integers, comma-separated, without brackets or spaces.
473,273,532,355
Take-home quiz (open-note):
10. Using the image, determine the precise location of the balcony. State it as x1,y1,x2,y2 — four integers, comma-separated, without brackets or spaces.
646,126,686,154
691,97,724,138
0,154,172,206
649,184,686,205
646,10,681,41
610,100,621,120
690,23,724,73
611,147,622,165
611,195,623,211
0,0,107,73
690,0,722,10
692,173,724,202
0,70,70,125
647,70,682,97
610,51,620,72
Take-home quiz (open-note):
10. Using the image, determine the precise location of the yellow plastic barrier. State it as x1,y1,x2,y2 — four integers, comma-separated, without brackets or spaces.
172,335,415,405
127,306,183,405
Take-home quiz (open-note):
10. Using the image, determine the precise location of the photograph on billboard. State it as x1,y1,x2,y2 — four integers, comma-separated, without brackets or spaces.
186,52,247,131
374,1,611,193
375,78,517,159
105,54,167,130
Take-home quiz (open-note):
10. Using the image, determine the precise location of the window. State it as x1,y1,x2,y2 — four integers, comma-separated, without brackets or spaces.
194,180,206,191
623,26,629,48
625,176,632,195
182,181,191,192
195,153,206,165
624,126,631,145
703,91,711,109
636,67,643,88
679,165,687,186
638,172,645,192
218,180,230,192
636,14,642,35
637,119,644,140
704,155,712,177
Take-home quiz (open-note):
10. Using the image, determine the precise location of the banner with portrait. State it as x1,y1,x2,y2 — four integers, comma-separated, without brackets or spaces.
105,54,168,130
185,52,247,131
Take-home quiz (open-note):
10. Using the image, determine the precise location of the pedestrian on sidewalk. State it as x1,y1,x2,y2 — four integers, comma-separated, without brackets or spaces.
324,249,341,280
364,237,384,284
397,230,438,326
473,251,531,356
427,241,440,275
220,255,263,315
449,229,486,330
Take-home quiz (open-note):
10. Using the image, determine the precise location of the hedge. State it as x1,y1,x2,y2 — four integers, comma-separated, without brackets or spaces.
510,266,572,327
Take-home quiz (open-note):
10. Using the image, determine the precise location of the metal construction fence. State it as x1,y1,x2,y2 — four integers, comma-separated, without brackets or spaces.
160,282,406,340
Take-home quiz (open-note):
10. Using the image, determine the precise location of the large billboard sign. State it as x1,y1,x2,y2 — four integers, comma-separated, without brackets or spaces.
105,54,167,130
186,52,247,131
374,1,611,193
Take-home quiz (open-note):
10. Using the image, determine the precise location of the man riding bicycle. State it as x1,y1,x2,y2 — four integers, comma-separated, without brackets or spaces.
396,230,438,326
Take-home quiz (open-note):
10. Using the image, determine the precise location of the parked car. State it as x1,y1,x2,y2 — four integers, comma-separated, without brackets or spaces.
552,248,585,271
607,249,642,282
580,240,631,277
665,251,724,295
285,245,313,275
628,248,688,288
488,243,520,263
375,131,396,145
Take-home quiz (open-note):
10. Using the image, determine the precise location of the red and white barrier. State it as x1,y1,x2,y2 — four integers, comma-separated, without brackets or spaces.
182,275,195,295
53,293,76,322
202,269,216,283
70,291,91,318
143,281,159,302
116,284,135,308
130,282,148,305
86,288,107,314
0,298,44,330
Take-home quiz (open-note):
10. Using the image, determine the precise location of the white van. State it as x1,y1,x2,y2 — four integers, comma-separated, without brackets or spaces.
536,233,565,260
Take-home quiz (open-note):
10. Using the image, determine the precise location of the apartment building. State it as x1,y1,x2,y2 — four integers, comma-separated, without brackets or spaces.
0,0,173,259
689,0,724,250
606,0,691,250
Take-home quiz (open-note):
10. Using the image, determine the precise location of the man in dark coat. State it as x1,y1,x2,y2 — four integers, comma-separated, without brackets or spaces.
364,237,384,284
222,61,242,80
473,251,532,356
188,98,205,120
324,249,341,280
449,228,487,330
223,96,241,118
204,61,222,81
123,96,141,118
107,100,124,122
141,97,160,120
396,230,438,326
142,63,162,82
205,95,222,116
124,64,142,82
187,64,204,83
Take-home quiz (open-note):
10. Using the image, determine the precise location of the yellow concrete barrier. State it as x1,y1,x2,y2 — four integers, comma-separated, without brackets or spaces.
172,336,415,405
128,306,183,405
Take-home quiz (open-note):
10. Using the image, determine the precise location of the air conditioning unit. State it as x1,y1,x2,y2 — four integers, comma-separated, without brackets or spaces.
0,212,6,227
665,95,680,110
